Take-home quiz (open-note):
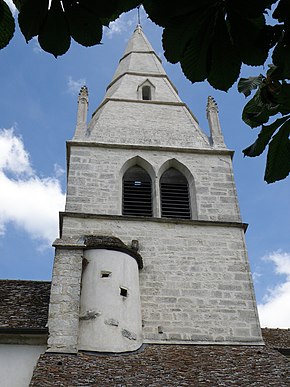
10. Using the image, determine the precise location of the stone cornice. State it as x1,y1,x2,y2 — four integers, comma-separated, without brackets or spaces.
120,50,162,64
66,140,234,157
91,96,187,119
59,212,248,238
53,235,143,269
106,71,178,94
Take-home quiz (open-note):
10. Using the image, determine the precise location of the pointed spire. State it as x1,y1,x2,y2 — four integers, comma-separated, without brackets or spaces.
137,4,141,26
206,96,219,116
108,26,166,89
122,24,155,57
75,86,88,139
85,28,211,150
207,96,226,148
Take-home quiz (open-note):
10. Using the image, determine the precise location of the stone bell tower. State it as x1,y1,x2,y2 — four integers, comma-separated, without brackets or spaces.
47,25,263,354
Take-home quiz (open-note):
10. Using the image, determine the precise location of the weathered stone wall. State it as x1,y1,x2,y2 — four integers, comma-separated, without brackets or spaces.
105,74,180,102
60,215,262,344
47,248,82,353
87,101,209,148
65,145,241,223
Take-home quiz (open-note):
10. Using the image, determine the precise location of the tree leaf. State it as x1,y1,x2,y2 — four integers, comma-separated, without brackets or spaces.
18,0,49,42
38,0,70,57
272,39,290,79
272,0,290,22
179,9,216,83
227,13,269,66
144,0,214,27
65,2,103,47
207,11,241,91
0,0,15,49
243,115,290,157
12,0,23,11
265,119,290,183
238,75,264,97
114,0,141,14
242,88,280,128
276,83,290,115
162,13,198,64
226,0,277,18
80,0,118,18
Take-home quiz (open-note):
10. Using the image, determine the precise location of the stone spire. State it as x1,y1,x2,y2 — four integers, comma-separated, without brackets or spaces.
207,96,226,148
85,27,211,149
74,85,88,139
107,24,167,91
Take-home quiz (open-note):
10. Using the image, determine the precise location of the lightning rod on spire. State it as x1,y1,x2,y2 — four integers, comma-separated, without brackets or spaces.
137,5,141,26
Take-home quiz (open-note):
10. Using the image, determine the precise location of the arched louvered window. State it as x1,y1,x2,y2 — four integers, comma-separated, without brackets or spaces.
123,166,152,217
142,85,151,100
160,168,190,219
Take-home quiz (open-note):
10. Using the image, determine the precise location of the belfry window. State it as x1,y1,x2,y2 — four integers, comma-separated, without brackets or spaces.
123,166,152,217
160,168,190,219
142,85,151,100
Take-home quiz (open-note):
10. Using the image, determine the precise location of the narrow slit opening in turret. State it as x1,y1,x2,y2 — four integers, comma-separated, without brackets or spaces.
101,271,112,278
120,287,128,297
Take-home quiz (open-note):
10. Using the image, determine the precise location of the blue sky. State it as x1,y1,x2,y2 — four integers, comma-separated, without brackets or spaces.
1,4,289,328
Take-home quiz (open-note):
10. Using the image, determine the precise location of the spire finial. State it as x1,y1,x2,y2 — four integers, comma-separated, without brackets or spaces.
78,85,88,101
206,95,218,117
137,5,141,26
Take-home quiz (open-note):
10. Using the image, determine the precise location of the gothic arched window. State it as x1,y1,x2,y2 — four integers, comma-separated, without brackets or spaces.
160,168,190,219
123,166,152,217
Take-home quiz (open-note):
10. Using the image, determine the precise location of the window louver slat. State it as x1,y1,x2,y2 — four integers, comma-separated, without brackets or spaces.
123,168,152,217
160,169,190,219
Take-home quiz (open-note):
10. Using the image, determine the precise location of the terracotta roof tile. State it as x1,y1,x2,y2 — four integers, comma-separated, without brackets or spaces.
262,327,290,349
30,344,290,386
0,280,50,330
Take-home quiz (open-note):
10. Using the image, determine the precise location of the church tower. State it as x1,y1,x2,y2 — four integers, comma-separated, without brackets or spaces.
47,25,263,354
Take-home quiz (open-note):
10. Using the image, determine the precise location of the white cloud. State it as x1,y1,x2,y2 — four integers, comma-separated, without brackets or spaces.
0,128,65,246
252,271,262,283
258,251,290,328
54,163,65,178
0,128,32,175
32,38,44,54
67,76,86,95
105,14,135,39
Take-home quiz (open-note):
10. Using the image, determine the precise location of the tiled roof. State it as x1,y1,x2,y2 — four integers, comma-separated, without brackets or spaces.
0,280,290,385
262,327,290,349
30,344,290,386
0,280,50,331
0,280,289,347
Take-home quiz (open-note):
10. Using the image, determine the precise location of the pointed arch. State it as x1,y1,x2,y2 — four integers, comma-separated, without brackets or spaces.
120,156,156,217
120,156,155,181
157,159,198,220
137,79,156,101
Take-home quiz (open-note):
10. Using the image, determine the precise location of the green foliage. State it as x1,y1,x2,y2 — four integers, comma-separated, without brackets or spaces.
0,0,15,49
238,75,264,98
1,0,290,182
38,0,70,56
18,0,49,42
243,116,290,157
144,0,278,91
265,119,290,182
239,68,290,183
16,0,141,57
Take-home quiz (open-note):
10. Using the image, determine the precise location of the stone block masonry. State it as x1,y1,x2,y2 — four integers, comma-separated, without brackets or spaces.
65,144,241,223
47,248,82,353
59,215,263,345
